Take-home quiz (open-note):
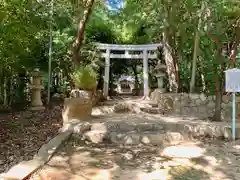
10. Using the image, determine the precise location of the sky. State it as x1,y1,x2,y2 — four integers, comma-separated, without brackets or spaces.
105,0,124,11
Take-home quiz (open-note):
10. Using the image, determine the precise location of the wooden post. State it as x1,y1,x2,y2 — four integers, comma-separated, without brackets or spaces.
103,49,110,98
143,49,149,97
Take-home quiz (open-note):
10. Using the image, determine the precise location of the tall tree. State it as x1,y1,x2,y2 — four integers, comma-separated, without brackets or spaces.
72,0,95,66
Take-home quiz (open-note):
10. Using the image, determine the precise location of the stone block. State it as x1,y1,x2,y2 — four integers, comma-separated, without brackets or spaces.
195,99,204,106
62,98,92,123
34,131,72,162
207,101,215,108
181,97,191,105
208,95,215,101
189,93,200,100
198,106,207,115
152,124,164,131
136,123,154,132
109,132,126,144
106,123,120,132
165,132,184,143
4,159,44,180
83,131,106,144
181,107,191,115
200,93,207,101
118,123,136,132
141,132,165,145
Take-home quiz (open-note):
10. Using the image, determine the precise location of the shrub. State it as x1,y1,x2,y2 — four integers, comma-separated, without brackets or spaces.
72,65,97,91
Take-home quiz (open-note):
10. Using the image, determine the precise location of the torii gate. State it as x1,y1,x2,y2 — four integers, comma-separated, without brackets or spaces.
96,43,162,98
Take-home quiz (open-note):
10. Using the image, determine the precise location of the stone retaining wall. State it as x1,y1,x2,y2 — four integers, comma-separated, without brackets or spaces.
151,90,240,122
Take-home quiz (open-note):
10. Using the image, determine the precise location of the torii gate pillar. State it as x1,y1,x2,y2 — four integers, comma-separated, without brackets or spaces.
96,43,162,99
103,49,110,98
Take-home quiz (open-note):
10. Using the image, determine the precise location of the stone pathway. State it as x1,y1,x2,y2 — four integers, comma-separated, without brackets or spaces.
28,106,240,180
29,137,240,180
6,97,240,180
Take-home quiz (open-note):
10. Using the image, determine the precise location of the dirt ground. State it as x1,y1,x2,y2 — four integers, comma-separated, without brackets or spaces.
0,104,63,173
29,137,240,180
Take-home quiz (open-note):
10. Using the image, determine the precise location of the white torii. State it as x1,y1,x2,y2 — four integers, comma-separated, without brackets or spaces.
95,43,162,98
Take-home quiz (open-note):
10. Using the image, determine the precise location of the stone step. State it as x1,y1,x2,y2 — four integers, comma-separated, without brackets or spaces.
72,121,238,145
137,100,158,107
140,107,162,114
107,131,190,145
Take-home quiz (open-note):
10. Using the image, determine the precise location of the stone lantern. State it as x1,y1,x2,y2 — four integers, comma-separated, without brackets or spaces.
29,68,45,110
154,62,166,93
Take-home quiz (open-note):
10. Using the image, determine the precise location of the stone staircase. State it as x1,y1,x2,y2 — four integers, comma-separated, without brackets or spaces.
71,97,239,146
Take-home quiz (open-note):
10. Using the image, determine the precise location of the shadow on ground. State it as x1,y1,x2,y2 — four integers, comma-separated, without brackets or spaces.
30,136,240,180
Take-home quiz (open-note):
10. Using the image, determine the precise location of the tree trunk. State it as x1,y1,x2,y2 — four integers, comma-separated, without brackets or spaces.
190,2,205,93
229,23,240,66
162,31,179,92
214,72,222,121
189,32,199,93
72,0,95,66
199,57,207,92
213,47,224,121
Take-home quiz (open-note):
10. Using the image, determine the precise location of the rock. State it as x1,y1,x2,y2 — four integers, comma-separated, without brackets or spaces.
200,93,207,101
91,123,107,131
193,125,209,137
123,134,140,145
141,136,151,144
113,103,130,113
211,126,223,138
223,127,232,139
165,132,184,143
113,102,141,114
73,122,91,135
189,93,199,100
109,132,124,144
141,133,165,145
122,151,134,160
83,123,108,144
70,89,92,99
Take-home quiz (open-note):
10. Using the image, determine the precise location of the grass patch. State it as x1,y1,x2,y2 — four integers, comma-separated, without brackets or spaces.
169,166,209,180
